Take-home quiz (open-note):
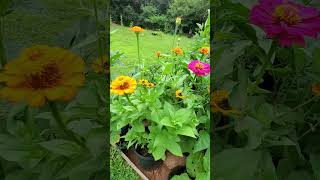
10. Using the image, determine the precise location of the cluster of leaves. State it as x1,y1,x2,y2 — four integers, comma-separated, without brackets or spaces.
212,0,320,179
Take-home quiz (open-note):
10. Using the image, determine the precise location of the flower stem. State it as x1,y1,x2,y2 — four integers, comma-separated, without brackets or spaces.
93,0,105,74
171,24,178,49
277,96,318,117
136,34,142,79
48,101,87,149
125,94,138,110
0,17,7,68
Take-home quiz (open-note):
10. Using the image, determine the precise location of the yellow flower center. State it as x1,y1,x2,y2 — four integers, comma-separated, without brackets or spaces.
195,63,204,70
25,63,61,89
273,4,301,25
29,50,43,60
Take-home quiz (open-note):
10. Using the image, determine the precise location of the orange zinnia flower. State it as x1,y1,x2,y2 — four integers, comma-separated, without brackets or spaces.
172,47,183,55
130,26,144,33
199,47,210,55
312,83,320,96
155,51,161,58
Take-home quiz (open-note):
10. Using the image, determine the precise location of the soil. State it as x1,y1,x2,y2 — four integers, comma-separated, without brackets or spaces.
125,150,186,180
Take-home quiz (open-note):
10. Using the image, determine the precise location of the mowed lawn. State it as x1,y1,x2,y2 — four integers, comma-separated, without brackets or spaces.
110,23,193,76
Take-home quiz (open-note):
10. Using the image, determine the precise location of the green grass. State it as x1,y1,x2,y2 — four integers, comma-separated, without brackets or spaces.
110,147,140,180
110,23,193,76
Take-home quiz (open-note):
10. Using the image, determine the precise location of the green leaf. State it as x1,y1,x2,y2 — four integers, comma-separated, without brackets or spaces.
310,153,320,180
160,117,174,127
166,141,183,157
39,139,82,156
152,146,166,161
171,173,191,180
293,47,306,72
177,126,196,138
193,131,209,153
163,63,174,75
312,48,320,73
186,152,205,178
213,148,260,180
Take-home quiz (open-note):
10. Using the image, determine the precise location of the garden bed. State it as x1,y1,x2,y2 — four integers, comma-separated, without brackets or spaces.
116,146,186,180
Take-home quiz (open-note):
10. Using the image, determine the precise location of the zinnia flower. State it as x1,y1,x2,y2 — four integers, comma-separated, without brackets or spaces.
250,0,320,47
146,82,155,88
176,17,182,25
211,90,238,115
176,90,184,99
172,47,183,55
155,51,161,58
199,47,210,55
111,76,137,95
139,79,149,85
0,45,85,107
91,56,109,73
130,26,144,34
312,83,320,96
188,60,210,76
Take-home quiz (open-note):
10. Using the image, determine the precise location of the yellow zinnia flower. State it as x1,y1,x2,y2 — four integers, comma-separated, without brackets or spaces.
130,26,144,33
172,47,183,55
211,90,238,115
176,17,182,25
139,79,149,85
312,83,320,96
111,76,137,95
175,90,184,99
0,45,85,107
199,47,210,55
146,82,155,88
91,56,109,73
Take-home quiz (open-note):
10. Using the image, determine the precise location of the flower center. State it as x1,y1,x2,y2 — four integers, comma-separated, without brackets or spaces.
29,50,43,60
119,82,129,90
195,63,204,70
273,4,301,25
25,63,61,89
217,99,232,110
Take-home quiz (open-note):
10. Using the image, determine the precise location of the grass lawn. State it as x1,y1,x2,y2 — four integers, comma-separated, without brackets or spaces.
110,147,140,180
110,23,193,76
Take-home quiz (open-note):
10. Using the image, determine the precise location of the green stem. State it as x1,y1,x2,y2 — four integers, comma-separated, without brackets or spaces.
125,94,138,110
171,24,178,49
0,17,7,68
48,101,87,149
136,34,142,79
93,0,105,73
25,106,33,138
277,96,318,117
298,120,320,140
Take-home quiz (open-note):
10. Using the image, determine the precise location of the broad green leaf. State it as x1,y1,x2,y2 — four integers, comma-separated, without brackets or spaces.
176,126,196,138
166,141,183,157
161,117,174,127
186,152,205,178
152,146,166,161
193,131,209,153
213,148,260,180
163,63,174,75
171,173,191,180
39,139,82,156
310,153,320,180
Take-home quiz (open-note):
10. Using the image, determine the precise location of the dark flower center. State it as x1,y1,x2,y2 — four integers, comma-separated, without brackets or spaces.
25,63,61,89
119,82,129,90
217,99,232,110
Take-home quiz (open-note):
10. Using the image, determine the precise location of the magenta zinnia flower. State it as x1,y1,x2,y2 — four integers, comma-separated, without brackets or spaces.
250,0,320,47
188,60,210,76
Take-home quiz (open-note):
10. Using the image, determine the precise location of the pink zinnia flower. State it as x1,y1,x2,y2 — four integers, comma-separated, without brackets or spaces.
250,0,320,47
188,60,210,76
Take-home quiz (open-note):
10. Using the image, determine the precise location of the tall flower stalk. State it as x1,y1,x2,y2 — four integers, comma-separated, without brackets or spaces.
48,101,87,149
0,17,7,68
130,26,144,79
172,17,181,49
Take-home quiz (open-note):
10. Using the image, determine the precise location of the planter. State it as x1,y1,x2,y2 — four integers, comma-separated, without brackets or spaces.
168,166,187,180
133,146,163,171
